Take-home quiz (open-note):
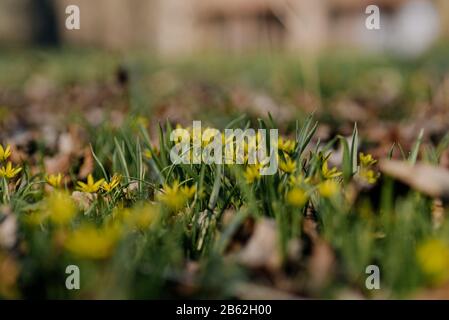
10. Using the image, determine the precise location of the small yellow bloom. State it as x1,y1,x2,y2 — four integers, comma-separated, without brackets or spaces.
318,180,340,198
144,147,159,160
157,180,188,210
135,116,149,128
279,156,296,174
322,160,342,179
77,174,105,193
359,168,379,184
126,204,160,230
46,173,63,188
102,174,121,192
46,191,77,225
144,149,153,159
278,137,295,153
417,239,449,285
286,188,308,207
0,144,11,161
180,184,196,199
244,165,261,184
289,175,303,186
359,152,377,167
0,162,22,179
64,224,121,260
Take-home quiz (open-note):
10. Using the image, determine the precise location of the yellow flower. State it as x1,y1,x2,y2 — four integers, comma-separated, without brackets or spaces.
144,149,153,159
102,174,121,192
0,162,22,179
125,203,160,230
46,173,63,188
157,180,188,210
278,137,295,153
279,156,296,174
77,174,105,193
0,144,11,161
243,165,261,184
180,184,196,199
322,160,342,179
286,188,308,207
64,224,121,260
318,180,340,198
144,147,159,160
417,239,449,285
135,116,149,128
359,168,379,184
359,152,377,167
46,191,77,225
289,175,303,186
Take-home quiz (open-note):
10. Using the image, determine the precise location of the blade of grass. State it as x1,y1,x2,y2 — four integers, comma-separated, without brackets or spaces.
114,137,131,184
408,128,424,164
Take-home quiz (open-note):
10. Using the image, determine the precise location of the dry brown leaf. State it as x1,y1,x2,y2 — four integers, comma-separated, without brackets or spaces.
58,132,76,155
44,153,72,175
0,208,17,250
414,282,449,300
71,191,96,211
379,159,449,200
78,147,94,179
307,240,335,291
432,199,445,229
303,206,319,241
237,218,282,271
0,253,20,299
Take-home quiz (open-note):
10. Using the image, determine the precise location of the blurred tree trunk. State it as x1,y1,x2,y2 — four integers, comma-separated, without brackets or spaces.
0,0,58,45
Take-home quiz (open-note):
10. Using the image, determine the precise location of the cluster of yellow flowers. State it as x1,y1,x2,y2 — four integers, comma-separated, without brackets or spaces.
76,173,122,193
20,131,381,263
243,136,297,183
283,152,380,208
0,144,22,180
358,152,380,184
46,173,63,188
63,203,160,260
157,180,196,211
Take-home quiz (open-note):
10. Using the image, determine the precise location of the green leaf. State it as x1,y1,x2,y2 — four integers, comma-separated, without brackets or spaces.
408,128,424,165
350,123,358,175
114,138,131,184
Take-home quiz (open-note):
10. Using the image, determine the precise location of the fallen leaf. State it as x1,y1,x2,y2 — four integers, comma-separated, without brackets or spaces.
379,159,449,200
307,240,335,292
237,218,282,271
78,147,94,179
71,191,96,211
44,153,71,175
0,208,17,250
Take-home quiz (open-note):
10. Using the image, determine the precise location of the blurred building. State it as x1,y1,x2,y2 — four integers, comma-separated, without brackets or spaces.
0,0,447,56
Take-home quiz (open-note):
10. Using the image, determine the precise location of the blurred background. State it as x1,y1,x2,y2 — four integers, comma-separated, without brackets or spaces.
0,0,448,57
1,0,449,147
